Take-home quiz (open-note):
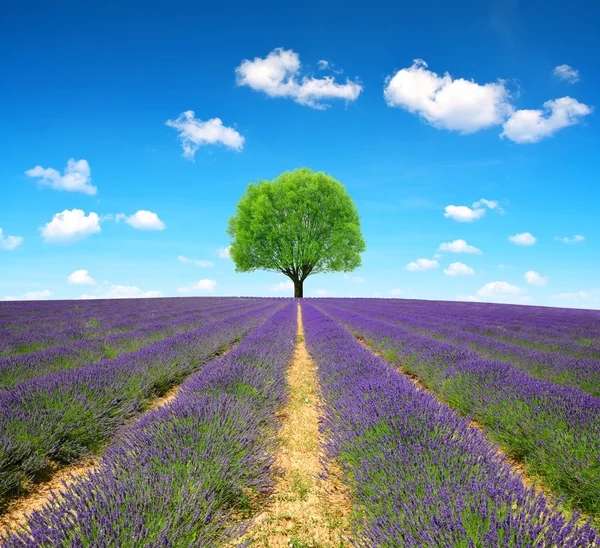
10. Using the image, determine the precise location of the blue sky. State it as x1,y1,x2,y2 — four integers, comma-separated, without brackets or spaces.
1,0,598,307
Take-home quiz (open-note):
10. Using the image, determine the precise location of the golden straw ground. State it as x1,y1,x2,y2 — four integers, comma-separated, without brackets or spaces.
231,303,351,547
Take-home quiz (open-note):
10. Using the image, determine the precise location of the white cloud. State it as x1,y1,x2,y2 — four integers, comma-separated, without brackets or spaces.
552,64,580,84
384,59,513,133
25,158,97,195
472,198,499,210
122,210,166,231
177,279,217,294
444,205,486,222
438,239,482,254
404,258,439,271
4,290,52,301
67,270,96,285
166,110,244,160
501,97,592,144
0,228,23,250
217,246,231,259
444,262,475,276
508,232,536,246
555,235,585,244
315,289,330,296
477,281,524,298
390,288,403,295
524,270,548,286
25,290,52,299
270,280,294,292
41,209,101,243
444,198,503,222
344,274,365,283
552,289,600,307
104,286,162,298
317,60,329,70
235,48,362,110
177,255,214,267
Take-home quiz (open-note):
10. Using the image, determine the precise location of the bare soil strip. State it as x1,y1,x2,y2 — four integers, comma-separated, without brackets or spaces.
232,304,351,547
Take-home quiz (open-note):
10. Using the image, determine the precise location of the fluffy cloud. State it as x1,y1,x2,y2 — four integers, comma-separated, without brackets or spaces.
404,258,439,271
3,289,52,301
552,289,600,307
524,270,548,286
390,288,403,295
315,289,330,296
41,209,101,243
444,198,502,222
508,232,536,246
438,239,482,254
270,280,294,292
472,198,499,210
25,158,97,195
444,262,475,276
477,281,524,298
82,285,162,299
444,205,486,222
166,110,244,160
177,279,217,293
67,270,96,285
501,97,592,144
177,255,214,267
555,235,585,244
104,286,162,298
384,59,513,133
217,246,231,259
121,211,166,231
235,48,362,109
0,228,23,250
552,64,580,84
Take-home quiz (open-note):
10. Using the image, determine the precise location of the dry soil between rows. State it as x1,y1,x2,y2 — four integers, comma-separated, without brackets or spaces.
231,304,351,547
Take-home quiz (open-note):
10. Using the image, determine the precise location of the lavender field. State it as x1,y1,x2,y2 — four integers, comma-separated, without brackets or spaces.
1,297,599,547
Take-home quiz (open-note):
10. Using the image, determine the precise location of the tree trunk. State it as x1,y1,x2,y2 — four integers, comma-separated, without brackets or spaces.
293,278,303,298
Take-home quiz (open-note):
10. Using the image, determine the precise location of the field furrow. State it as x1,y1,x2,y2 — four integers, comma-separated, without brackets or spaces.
0,298,252,357
314,300,600,518
321,299,600,396
231,303,351,547
0,303,297,547
0,301,283,511
302,302,598,546
0,300,273,386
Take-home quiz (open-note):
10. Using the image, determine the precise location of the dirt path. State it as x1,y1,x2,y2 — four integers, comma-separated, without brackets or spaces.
232,303,351,547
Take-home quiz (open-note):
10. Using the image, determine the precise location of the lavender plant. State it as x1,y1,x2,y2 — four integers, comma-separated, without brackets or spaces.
1,303,297,547
302,302,598,547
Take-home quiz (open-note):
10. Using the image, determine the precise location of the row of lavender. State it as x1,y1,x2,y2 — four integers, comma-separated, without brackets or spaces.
361,298,600,360
0,299,272,387
0,300,284,509
302,302,598,546
314,300,600,518
1,303,297,546
0,297,260,356
325,299,600,397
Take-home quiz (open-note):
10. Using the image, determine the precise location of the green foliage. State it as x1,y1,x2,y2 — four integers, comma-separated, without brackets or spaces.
85,317,101,329
227,168,366,296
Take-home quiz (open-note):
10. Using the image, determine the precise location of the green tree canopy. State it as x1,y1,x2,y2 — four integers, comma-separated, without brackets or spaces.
227,168,366,297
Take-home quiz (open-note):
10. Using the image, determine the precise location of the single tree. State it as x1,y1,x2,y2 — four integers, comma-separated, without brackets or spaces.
227,168,366,298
